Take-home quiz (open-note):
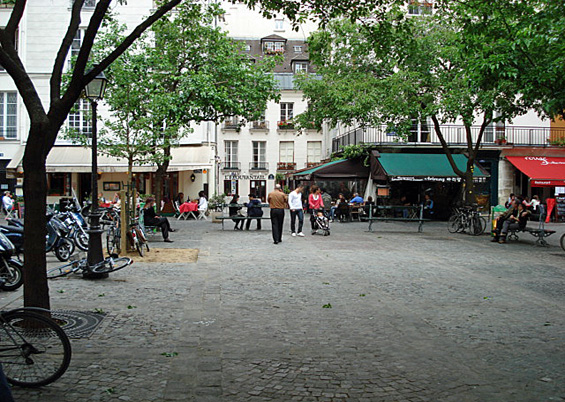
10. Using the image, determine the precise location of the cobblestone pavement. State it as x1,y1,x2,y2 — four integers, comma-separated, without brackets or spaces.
1,216,564,401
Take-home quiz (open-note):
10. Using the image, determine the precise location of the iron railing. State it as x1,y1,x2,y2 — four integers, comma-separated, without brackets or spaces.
220,162,241,171
331,125,565,153
249,162,269,171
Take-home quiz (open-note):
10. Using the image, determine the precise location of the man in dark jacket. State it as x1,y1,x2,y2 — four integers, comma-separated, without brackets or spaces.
245,193,263,230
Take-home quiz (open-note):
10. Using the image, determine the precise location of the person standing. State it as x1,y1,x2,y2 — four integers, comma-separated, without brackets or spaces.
2,192,13,216
321,188,332,214
308,185,324,234
288,185,305,237
245,193,263,230
423,193,434,219
268,184,288,244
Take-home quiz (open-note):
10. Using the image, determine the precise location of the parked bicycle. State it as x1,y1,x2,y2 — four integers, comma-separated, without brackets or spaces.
0,307,71,387
46,254,132,279
447,205,487,236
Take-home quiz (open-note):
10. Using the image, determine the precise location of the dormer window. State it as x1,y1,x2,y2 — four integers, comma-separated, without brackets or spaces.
293,61,308,74
264,41,284,54
293,46,303,53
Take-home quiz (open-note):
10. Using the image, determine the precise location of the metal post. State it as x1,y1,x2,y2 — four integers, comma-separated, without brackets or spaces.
85,99,106,278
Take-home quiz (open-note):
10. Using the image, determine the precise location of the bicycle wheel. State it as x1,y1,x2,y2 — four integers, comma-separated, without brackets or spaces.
135,236,144,257
560,233,565,252
473,216,487,236
46,259,83,279
106,227,120,255
90,256,132,274
447,215,461,233
0,310,72,387
0,259,23,291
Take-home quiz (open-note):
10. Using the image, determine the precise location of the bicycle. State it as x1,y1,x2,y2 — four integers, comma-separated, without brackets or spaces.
46,255,132,279
128,223,149,257
0,307,72,387
106,221,121,256
447,205,486,236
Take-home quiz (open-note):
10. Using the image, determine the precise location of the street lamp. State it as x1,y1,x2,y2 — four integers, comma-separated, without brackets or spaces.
84,69,108,273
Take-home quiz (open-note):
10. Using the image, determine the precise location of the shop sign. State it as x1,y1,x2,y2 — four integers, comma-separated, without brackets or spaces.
390,176,487,183
223,174,266,180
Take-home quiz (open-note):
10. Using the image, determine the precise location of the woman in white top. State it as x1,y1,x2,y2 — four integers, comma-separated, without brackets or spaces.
198,191,208,211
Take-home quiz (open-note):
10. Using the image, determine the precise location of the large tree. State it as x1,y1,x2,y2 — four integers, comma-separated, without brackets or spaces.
438,0,565,120
297,9,532,203
0,0,391,310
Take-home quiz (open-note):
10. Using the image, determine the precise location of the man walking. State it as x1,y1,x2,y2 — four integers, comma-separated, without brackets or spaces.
268,184,288,244
288,185,305,237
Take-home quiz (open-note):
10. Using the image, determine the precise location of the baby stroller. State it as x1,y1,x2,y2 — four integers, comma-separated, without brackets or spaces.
312,210,331,236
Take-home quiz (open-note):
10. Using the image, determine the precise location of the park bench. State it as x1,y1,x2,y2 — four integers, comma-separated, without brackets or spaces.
506,205,555,247
218,202,270,230
367,204,430,233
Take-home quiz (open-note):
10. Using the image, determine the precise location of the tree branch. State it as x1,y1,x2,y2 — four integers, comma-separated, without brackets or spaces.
5,0,26,43
51,0,85,102
431,114,465,177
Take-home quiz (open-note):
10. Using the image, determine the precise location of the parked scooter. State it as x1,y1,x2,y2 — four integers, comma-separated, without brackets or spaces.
1,214,75,262
0,232,23,291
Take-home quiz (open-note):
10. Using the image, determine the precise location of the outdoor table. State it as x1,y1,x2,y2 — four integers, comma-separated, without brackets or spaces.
178,202,198,220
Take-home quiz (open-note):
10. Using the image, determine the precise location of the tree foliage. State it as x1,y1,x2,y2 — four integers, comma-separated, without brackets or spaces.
297,9,534,203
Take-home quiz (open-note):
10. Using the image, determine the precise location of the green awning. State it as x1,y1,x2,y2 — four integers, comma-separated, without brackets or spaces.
377,153,488,183
293,159,346,177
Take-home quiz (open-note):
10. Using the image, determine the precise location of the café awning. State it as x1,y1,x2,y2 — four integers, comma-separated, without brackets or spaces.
376,153,489,183
506,156,565,187
291,159,369,180
7,145,213,175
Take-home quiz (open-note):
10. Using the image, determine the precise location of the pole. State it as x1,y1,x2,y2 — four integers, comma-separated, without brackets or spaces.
85,99,107,277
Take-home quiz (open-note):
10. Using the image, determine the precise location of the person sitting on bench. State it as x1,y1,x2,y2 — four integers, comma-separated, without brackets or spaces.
143,197,174,243
229,194,244,230
492,200,530,244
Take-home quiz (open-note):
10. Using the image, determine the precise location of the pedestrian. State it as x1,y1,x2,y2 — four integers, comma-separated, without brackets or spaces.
244,193,263,230
423,193,434,219
198,191,208,212
321,188,332,214
143,197,174,243
1,191,13,217
229,194,243,230
288,185,305,237
308,185,324,234
267,184,288,244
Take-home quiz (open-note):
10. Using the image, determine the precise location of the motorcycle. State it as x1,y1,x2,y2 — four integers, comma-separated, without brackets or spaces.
0,232,23,291
60,209,89,251
1,215,75,262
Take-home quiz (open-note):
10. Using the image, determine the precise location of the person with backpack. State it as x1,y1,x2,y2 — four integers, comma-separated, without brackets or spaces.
245,193,263,230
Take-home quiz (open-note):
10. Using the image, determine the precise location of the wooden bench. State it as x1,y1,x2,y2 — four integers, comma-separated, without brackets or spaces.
367,204,430,233
217,215,271,230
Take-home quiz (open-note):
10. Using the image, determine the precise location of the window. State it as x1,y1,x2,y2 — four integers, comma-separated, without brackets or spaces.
47,173,71,196
275,19,284,30
71,0,96,8
252,141,266,169
244,44,251,52
224,140,238,168
293,62,308,74
279,141,294,163
69,29,85,69
0,92,17,139
307,141,322,163
223,179,239,197
68,99,92,136
293,45,303,53
408,1,433,15
264,41,285,54
280,103,293,122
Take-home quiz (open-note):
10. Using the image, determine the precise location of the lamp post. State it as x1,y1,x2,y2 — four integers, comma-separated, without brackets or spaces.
84,70,108,273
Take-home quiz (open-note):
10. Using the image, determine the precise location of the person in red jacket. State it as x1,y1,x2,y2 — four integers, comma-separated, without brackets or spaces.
308,185,324,234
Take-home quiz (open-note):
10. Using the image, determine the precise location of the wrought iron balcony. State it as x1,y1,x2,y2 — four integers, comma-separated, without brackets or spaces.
277,120,295,130
251,120,269,130
331,124,565,153
249,162,269,171
223,118,241,130
220,162,241,171
277,162,296,171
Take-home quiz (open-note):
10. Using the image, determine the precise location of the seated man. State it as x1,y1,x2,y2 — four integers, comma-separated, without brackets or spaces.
492,200,530,243
349,193,363,204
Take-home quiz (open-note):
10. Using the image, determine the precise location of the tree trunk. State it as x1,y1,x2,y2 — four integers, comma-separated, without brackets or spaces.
22,123,51,310
154,162,169,210
463,169,476,205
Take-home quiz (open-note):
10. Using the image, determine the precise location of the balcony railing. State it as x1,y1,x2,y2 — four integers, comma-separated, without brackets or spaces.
277,162,296,171
251,120,269,130
331,125,565,153
249,162,269,171
223,118,241,130
220,162,241,171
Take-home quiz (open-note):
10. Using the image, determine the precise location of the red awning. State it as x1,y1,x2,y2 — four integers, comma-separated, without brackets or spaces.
506,156,565,187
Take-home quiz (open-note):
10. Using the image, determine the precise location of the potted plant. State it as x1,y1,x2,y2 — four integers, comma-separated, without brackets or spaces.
207,193,226,223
